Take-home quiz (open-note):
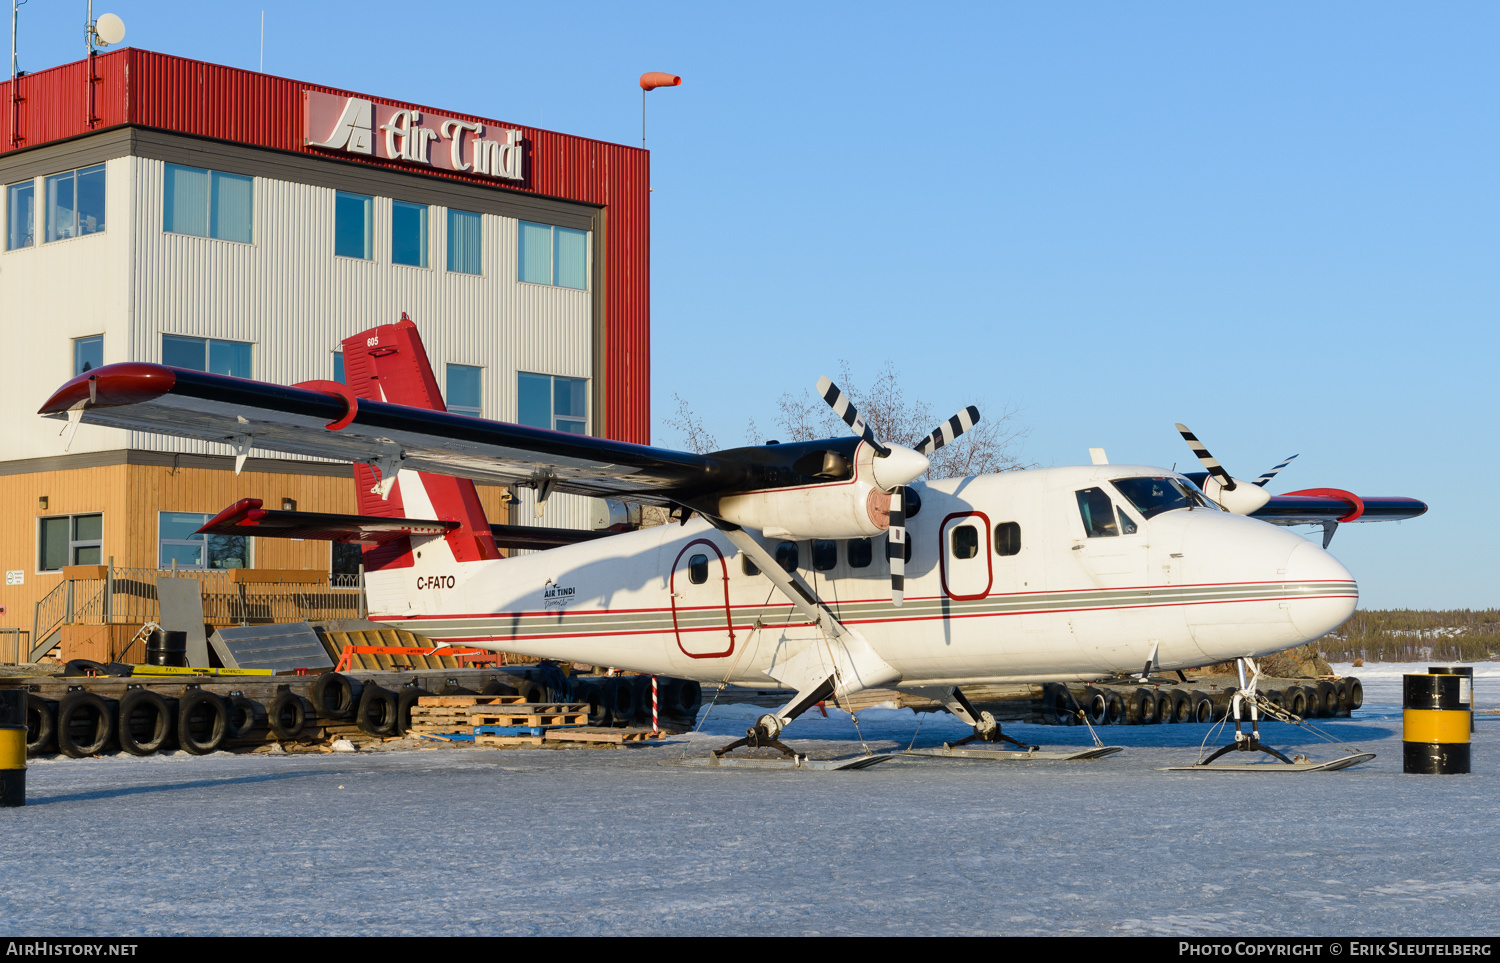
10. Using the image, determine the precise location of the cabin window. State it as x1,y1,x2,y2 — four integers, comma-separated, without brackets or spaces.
688,554,709,585
847,538,873,568
741,554,759,576
888,538,912,563
994,521,1021,556
775,541,799,572
1111,476,1209,518
951,525,979,560
1075,488,1120,538
813,539,837,571
1117,507,1139,535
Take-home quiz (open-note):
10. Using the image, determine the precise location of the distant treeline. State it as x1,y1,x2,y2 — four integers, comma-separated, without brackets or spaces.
1318,610,1500,663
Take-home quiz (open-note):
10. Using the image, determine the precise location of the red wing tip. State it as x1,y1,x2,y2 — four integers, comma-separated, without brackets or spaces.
37,363,178,414
197,498,264,533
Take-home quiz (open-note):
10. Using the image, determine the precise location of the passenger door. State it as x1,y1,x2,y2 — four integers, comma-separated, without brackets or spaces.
940,512,992,600
669,539,736,658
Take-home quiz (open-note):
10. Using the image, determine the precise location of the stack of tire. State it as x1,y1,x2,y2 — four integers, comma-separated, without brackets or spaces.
1037,678,1363,726
25,687,261,758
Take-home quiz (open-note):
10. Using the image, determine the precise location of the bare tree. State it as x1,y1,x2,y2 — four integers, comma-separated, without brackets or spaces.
773,361,1030,480
662,392,719,454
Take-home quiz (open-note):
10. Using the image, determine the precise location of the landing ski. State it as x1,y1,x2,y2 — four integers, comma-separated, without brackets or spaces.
674,752,893,771
902,745,1124,762
1162,752,1375,773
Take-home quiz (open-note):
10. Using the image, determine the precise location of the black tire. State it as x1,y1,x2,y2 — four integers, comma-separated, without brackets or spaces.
665,678,702,720
1083,686,1108,725
62,659,109,677
225,695,260,740
605,677,636,727
1191,691,1214,724
517,677,549,705
177,689,228,755
1266,689,1286,711
56,691,115,758
356,684,399,737
117,689,176,756
1040,682,1074,725
479,677,519,697
572,680,606,724
1334,679,1353,713
1316,681,1339,718
632,675,662,726
1170,688,1192,723
1346,678,1364,711
268,691,308,740
1302,685,1324,717
1104,691,1126,725
312,672,362,720
26,694,57,755
395,687,432,736
1284,686,1307,717
1128,688,1156,725
1155,690,1174,724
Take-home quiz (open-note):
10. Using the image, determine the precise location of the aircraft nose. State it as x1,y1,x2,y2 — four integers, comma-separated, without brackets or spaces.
1283,540,1358,641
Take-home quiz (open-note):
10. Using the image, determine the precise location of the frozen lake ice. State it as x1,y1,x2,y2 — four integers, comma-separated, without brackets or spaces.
3,662,1496,936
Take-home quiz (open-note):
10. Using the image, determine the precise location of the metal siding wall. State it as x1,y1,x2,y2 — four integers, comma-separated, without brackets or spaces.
3,48,650,441
128,159,592,459
0,155,134,460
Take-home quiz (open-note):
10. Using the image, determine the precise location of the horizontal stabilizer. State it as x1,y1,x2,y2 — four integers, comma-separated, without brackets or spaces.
197,498,458,545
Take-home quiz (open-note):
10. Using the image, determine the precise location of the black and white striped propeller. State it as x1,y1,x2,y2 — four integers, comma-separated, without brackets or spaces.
818,377,981,605
1174,423,1291,515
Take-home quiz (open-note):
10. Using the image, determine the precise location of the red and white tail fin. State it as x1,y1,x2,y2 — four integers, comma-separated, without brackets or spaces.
340,317,501,581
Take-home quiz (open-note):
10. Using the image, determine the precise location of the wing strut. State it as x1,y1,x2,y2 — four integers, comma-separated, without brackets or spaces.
706,518,899,757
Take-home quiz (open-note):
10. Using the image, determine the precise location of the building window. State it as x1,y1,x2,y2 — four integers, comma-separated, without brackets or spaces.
6,180,34,250
446,364,483,416
74,336,103,375
163,164,253,243
45,165,106,242
162,335,253,379
392,200,428,268
517,372,586,434
333,352,345,384
38,514,102,572
159,512,249,570
335,191,373,259
447,209,482,275
518,221,587,289
332,542,363,576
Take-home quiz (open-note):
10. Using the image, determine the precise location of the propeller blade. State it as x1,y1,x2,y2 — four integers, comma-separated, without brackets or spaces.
1253,454,1299,488
888,486,906,606
915,406,980,457
817,376,889,456
1174,423,1235,492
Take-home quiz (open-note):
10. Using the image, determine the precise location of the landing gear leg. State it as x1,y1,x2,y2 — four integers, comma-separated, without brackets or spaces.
1199,657,1297,766
712,676,837,761
928,686,1039,751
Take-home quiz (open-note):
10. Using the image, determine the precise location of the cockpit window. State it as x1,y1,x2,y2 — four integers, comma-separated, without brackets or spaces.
1075,488,1120,538
1111,476,1212,519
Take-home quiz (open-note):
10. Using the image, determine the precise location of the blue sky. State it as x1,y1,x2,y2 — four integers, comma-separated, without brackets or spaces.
14,2,1493,608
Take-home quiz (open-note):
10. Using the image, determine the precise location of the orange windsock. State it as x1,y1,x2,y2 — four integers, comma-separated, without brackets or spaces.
639,72,682,91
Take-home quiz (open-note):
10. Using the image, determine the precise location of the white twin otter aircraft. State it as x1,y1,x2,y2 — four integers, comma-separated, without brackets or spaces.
41,319,1426,766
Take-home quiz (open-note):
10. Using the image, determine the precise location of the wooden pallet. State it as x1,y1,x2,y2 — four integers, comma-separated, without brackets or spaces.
549,726,664,744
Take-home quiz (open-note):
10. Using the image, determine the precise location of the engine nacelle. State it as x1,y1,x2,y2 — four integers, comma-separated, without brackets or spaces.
716,480,891,539
1202,475,1271,515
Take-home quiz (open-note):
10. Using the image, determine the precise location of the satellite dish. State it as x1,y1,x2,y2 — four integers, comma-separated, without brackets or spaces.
95,13,126,46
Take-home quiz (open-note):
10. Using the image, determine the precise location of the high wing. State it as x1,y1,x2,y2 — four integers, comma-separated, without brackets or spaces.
1179,472,1428,527
38,363,857,507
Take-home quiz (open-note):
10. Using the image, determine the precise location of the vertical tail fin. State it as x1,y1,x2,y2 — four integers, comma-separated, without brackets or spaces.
341,316,501,570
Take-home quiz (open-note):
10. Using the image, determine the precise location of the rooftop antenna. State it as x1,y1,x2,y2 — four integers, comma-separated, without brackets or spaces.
84,2,124,56
10,0,23,84
9,0,22,149
259,10,264,73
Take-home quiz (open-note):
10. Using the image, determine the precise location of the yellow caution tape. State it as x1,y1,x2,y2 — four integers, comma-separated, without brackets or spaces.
130,665,275,677
1403,708,1472,744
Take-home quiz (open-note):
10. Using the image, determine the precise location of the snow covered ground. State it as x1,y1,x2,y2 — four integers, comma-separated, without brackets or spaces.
3,662,1497,937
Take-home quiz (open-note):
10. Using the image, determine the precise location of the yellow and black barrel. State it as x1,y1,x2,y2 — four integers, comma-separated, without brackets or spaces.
0,689,25,806
1404,671,1471,774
